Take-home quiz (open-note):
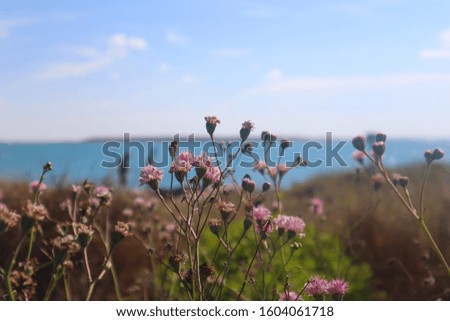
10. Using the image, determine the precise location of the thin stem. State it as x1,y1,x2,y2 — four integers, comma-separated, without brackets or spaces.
6,233,28,301
419,164,431,219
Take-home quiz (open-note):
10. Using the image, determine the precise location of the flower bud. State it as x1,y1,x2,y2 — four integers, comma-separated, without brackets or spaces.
242,176,256,193
205,116,220,137
262,181,271,192
279,139,291,155
375,133,387,143
243,217,253,231
208,219,222,236
372,141,386,157
424,150,434,164
432,148,444,161
43,162,53,173
240,121,254,142
352,135,366,151
398,176,409,188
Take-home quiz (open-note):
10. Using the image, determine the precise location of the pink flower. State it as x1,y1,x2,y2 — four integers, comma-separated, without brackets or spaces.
29,181,47,194
327,279,349,296
310,198,324,216
352,151,365,163
122,208,133,218
251,206,271,222
193,153,212,168
251,206,274,235
204,166,221,184
279,291,302,301
274,215,305,238
93,186,112,206
139,165,163,186
305,277,328,297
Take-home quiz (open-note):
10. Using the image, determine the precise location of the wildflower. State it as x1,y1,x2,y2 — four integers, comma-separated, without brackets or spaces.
305,276,328,298
352,135,366,151
372,141,386,157
139,165,163,190
203,166,221,186
76,224,94,248
111,221,132,249
28,181,47,194
274,215,305,239
24,200,48,222
352,151,365,164
192,153,212,178
52,234,80,265
205,116,221,137
392,173,408,187
166,223,177,234
10,269,37,300
277,164,289,178
240,120,254,142
279,291,302,301
93,186,112,206
327,279,349,300
0,204,20,233
242,175,256,193
251,205,273,236
218,201,235,222
208,219,222,236
310,198,324,216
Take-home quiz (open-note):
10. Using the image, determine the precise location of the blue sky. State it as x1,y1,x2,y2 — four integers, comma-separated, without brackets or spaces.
1,0,450,141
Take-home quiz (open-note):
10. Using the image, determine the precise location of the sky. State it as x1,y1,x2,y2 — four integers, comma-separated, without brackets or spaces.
1,0,450,142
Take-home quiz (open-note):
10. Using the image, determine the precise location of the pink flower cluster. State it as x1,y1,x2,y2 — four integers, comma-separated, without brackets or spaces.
274,215,305,237
251,205,273,234
29,181,47,194
139,165,163,186
305,276,349,298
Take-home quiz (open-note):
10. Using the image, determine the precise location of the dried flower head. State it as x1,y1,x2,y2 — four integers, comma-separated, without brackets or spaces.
218,201,235,222
240,120,254,141
168,253,187,272
28,181,47,194
52,234,80,264
262,181,271,192
375,133,387,143
24,200,48,222
76,224,94,248
205,116,221,136
0,204,20,233
208,219,222,236
114,221,131,238
93,186,112,206
242,176,256,193
10,269,37,300
139,165,163,190
432,148,444,161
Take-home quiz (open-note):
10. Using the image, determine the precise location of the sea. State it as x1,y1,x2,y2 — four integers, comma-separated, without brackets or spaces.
1,137,450,190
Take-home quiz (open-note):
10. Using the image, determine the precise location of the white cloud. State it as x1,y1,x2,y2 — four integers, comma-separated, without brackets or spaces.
419,28,450,59
250,69,450,94
38,33,148,80
0,19,27,39
210,48,251,58
166,31,188,45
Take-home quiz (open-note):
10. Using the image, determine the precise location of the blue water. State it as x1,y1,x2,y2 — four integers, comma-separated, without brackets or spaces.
1,138,450,189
